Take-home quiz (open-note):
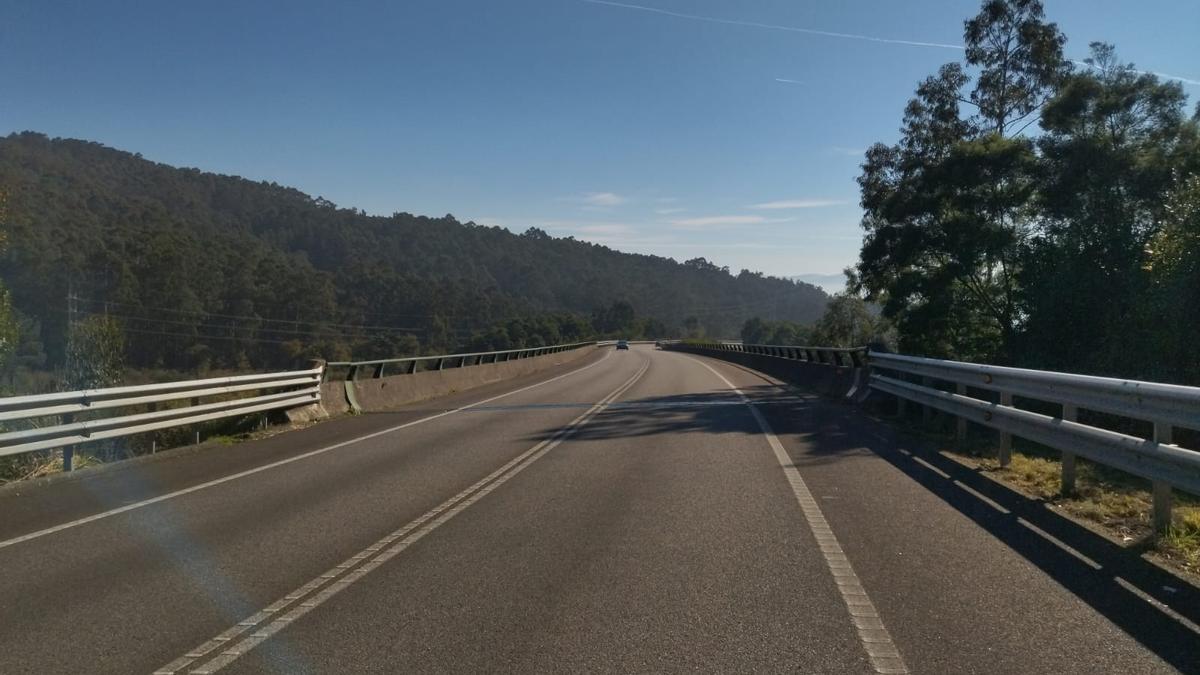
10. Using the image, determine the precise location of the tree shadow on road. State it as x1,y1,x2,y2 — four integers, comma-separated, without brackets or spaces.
524,378,1200,674
802,397,1200,673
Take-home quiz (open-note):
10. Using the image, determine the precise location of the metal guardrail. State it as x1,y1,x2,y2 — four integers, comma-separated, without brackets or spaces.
868,352,1200,531
683,341,868,367
669,339,1199,531
0,366,323,468
326,341,597,381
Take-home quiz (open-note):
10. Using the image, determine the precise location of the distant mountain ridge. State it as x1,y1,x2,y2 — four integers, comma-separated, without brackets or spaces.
790,274,846,296
0,132,828,370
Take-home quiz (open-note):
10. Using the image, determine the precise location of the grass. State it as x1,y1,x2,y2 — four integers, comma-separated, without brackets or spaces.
899,412,1200,580
0,450,105,485
1160,510,1200,573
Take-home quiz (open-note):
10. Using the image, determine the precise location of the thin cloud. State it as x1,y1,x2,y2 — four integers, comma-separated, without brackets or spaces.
775,78,804,85
580,191,626,207
580,0,963,50
667,214,801,229
749,199,847,210
655,207,686,215
573,223,636,235
670,215,767,227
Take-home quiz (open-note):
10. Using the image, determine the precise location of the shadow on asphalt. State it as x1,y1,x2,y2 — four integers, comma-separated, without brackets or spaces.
524,378,1200,674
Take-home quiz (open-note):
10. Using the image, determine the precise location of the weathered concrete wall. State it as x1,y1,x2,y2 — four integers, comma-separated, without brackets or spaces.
319,346,598,416
667,345,864,399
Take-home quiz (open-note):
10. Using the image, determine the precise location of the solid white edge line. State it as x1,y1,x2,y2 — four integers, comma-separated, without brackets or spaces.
0,349,613,551
682,354,910,675
157,357,651,675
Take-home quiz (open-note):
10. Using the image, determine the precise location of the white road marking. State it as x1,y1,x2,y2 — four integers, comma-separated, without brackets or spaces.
0,349,613,551
1016,518,1101,570
1113,576,1200,635
684,355,910,675
156,357,651,675
952,480,1012,515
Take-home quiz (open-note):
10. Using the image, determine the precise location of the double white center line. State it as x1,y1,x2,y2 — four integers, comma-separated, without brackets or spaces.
156,358,650,674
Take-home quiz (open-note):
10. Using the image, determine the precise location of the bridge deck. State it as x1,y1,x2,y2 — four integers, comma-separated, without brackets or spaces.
0,345,1192,673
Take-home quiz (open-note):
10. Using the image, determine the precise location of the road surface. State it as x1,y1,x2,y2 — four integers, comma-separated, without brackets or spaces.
0,345,1195,673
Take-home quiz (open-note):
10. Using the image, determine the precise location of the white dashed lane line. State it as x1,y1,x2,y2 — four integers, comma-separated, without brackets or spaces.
686,355,910,675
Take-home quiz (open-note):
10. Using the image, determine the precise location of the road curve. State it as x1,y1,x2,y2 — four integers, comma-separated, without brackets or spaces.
0,345,1193,673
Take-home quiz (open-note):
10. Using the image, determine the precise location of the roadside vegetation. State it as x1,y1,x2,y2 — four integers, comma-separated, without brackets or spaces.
734,0,1200,583
851,0,1200,582
850,0,1199,385
904,415,1200,579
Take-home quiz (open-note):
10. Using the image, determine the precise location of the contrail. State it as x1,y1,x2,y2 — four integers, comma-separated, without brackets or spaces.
1072,60,1200,87
774,78,804,85
584,0,1200,87
1154,72,1200,86
580,0,964,50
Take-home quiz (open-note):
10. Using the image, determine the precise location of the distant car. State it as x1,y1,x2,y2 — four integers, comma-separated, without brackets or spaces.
654,339,663,349
616,340,629,350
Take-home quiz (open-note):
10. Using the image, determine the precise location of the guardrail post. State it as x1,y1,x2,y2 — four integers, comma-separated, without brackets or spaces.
1153,422,1174,533
921,377,934,424
955,383,967,441
374,363,386,378
436,358,445,371
347,364,360,381
60,412,76,471
408,360,419,374
1061,404,1077,495
998,391,1013,467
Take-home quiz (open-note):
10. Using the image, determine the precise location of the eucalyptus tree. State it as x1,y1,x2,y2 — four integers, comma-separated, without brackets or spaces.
856,0,1067,360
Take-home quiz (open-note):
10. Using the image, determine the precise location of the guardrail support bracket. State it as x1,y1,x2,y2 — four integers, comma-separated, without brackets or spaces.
955,384,967,441
997,392,1013,467
1152,422,1174,533
1060,404,1078,495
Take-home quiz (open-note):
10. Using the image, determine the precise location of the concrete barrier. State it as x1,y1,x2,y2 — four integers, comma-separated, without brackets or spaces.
324,345,598,415
667,344,862,400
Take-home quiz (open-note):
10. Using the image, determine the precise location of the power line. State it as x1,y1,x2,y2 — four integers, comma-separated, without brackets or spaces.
68,309,479,346
80,299,433,333
115,325,309,346
72,309,431,341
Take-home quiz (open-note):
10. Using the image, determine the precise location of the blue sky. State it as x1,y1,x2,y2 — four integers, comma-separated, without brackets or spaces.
4,1,1197,279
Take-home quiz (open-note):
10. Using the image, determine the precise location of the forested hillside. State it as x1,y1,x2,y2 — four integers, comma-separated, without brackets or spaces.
0,132,827,374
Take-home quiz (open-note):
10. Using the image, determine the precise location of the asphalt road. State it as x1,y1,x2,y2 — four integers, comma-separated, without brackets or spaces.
0,345,1194,674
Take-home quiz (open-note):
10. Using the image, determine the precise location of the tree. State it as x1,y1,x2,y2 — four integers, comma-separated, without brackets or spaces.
64,315,125,390
740,317,770,344
741,317,811,345
1142,173,1200,382
811,295,894,349
1020,43,1198,374
593,300,636,335
964,0,1068,136
0,131,828,376
0,190,17,377
856,0,1066,361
